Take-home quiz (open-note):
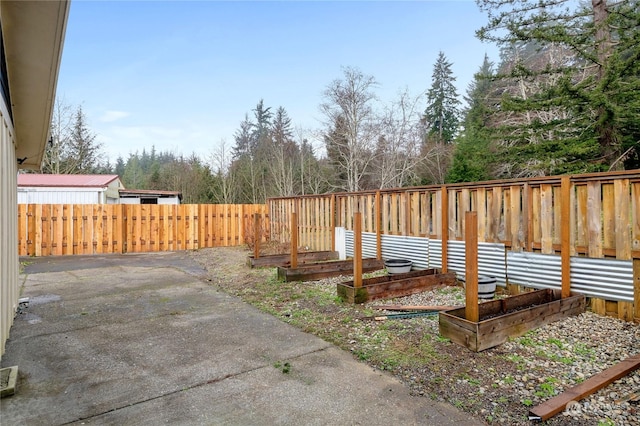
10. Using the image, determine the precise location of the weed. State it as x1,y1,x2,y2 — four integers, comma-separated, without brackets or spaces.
522,398,533,407
574,343,595,359
534,377,558,398
496,396,508,404
273,361,291,374
503,375,515,385
546,337,564,349
598,419,615,426
435,335,450,343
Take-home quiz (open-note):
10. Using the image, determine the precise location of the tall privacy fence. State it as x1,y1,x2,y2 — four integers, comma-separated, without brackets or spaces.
268,170,640,322
18,204,269,256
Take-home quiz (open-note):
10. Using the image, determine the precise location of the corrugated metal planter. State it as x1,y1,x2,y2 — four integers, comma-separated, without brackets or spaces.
337,269,456,304
439,289,586,352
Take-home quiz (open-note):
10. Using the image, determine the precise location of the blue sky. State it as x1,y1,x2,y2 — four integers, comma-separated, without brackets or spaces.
56,1,499,164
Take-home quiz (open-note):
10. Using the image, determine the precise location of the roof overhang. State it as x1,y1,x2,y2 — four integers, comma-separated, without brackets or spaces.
1,1,70,170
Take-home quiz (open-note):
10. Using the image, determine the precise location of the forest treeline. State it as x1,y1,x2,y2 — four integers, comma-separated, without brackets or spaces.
40,0,639,203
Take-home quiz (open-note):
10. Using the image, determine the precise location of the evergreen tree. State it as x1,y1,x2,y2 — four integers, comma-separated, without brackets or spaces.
476,0,640,173
423,52,461,144
114,156,126,178
67,106,104,173
448,55,495,183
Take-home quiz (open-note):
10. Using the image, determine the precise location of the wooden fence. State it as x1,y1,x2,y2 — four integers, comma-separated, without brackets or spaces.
268,170,640,322
18,204,269,256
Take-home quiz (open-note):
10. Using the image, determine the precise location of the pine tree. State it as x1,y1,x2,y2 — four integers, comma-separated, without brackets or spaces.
67,106,103,173
423,52,461,144
476,0,640,173
448,55,495,183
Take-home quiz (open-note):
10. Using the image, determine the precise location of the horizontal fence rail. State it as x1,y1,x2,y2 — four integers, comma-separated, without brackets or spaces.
269,170,640,322
18,204,269,256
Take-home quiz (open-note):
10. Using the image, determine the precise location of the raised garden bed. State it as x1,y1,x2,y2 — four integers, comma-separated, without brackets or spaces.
247,250,339,268
336,268,457,304
277,258,384,282
439,288,586,352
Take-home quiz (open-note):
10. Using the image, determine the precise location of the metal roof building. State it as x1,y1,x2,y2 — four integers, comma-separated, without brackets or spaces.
17,174,123,204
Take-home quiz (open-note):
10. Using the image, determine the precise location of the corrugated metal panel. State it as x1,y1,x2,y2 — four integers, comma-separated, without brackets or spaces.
447,241,507,285
570,257,633,302
429,240,442,269
344,232,505,280
345,232,430,269
345,231,378,259
507,252,562,290
380,235,429,270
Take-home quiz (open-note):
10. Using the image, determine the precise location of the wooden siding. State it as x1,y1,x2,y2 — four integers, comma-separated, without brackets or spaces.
18,204,269,256
268,170,640,322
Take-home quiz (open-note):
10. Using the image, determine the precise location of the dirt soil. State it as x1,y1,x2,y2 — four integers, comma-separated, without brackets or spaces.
190,247,639,426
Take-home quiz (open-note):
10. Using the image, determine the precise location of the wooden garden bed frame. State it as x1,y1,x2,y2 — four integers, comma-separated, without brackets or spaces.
337,268,457,304
438,288,586,352
276,258,384,282
247,251,339,268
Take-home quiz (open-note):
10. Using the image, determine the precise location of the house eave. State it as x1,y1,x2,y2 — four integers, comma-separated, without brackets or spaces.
1,0,70,170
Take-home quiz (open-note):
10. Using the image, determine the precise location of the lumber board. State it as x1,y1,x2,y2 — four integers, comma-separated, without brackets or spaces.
529,353,640,421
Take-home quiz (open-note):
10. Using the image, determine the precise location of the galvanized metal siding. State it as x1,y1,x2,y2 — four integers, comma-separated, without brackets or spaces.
446,241,507,285
345,231,377,260
1,101,18,355
506,252,634,301
570,257,633,302
381,234,429,270
344,232,505,280
506,252,562,290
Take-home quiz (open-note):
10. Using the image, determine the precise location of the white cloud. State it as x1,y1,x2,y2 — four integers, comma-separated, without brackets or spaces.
99,110,130,122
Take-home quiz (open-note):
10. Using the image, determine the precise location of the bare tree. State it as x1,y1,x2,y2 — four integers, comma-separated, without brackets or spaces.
320,67,380,192
209,139,237,204
373,89,424,188
42,98,74,173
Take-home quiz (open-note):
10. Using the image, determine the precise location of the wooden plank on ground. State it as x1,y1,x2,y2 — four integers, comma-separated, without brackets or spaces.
529,353,640,421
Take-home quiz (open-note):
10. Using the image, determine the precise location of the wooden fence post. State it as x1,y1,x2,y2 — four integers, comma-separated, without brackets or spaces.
561,176,571,298
375,191,382,260
290,212,298,269
254,213,261,259
354,211,363,288
441,185,449,273
465,211,479,322
330,194,336,252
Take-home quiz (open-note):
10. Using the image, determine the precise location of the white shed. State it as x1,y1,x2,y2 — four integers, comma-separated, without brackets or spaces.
119,189,182,205
17,174,123,204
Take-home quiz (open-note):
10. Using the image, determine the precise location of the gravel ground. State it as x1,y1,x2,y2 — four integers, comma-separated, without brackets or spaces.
379,290,640,425
190,247,640,425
